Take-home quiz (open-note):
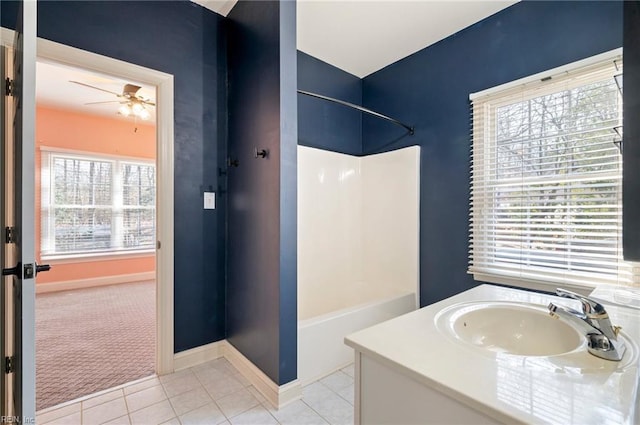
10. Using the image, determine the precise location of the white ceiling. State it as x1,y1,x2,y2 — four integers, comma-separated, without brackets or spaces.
195,0,517,78
36,60,157,123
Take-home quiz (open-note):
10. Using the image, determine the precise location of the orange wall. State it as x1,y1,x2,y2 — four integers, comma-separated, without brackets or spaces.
35,105,156,284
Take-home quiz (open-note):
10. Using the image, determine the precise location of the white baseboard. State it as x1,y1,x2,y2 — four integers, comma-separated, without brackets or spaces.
172,339,302,409
35,271,155,294
224,341,302,409
173,340,226,371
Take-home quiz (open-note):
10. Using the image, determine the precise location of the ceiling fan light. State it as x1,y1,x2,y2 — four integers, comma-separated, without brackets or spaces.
132,102,144,114
118,105,131,116
139,108,151,121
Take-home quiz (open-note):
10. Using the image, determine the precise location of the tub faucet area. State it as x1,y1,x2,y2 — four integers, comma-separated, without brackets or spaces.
548,288,626,361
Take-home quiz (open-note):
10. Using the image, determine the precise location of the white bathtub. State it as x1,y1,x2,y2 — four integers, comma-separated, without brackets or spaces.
298,291,417,385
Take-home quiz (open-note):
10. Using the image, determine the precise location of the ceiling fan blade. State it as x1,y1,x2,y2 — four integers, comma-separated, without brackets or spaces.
84,100,124,105
69,80,122,96
142,100,156,107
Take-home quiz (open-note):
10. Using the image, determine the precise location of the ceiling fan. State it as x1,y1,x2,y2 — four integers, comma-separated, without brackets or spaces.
69,80,155,120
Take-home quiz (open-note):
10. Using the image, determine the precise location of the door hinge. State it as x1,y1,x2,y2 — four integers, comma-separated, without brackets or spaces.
5,226,15,244
4,77,13,97
4,356,14,374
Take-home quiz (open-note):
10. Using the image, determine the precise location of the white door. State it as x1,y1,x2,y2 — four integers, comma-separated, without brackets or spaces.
1,1,38,421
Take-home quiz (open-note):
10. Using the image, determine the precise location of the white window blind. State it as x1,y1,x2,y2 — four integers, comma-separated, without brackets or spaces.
41,151,156,257
469,56,639,289
121,162,156,249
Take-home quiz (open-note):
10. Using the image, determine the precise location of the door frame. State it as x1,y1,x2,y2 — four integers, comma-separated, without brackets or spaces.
1,28,175,376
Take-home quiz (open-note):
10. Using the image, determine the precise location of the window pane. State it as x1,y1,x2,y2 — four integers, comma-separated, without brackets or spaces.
123,208,155,249
54,207,112,252
123,163,156,207
495,81,620,180
53,157,112,205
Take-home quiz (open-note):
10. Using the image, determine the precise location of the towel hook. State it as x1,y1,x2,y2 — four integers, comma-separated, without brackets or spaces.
255,148,268,159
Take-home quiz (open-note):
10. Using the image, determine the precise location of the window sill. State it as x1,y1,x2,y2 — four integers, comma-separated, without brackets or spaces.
41,249,155,264
472,272,597,297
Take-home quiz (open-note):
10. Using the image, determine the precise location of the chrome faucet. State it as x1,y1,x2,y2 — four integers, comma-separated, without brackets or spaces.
548,288,626,361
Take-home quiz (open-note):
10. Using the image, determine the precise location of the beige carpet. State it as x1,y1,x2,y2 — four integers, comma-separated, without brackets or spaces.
35,281,156,410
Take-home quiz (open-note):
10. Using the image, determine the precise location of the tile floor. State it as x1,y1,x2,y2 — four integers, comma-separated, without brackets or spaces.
36,358,355,425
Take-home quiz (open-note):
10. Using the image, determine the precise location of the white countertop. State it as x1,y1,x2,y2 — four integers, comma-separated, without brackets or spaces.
344,284,640,425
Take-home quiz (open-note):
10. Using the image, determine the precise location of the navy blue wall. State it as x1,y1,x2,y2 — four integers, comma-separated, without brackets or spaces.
278,1,298,386
297,51,362,155
361,1,623,305
1,0,228,352
226,0,297,385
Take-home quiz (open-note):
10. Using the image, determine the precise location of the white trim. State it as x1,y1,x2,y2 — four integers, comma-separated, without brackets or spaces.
173,340,226,371
172,340,303,409
39,145,155,162
33,34,175,375
155,66,175,377
19,2,39,418
224,341,302,409
42,250,154,263
469,48,623,100
35,271,155,294
473,273,593,297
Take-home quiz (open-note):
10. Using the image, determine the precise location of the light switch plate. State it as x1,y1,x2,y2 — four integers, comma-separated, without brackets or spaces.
204,192,216,209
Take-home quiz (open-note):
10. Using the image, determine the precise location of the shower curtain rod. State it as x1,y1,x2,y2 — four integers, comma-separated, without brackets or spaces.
297,90,415,135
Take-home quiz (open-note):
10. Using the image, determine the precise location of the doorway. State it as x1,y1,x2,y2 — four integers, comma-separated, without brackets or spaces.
34,60,158,410
1,27,175,416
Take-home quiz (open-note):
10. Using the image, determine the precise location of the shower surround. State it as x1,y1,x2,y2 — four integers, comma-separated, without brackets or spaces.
297,145,420,384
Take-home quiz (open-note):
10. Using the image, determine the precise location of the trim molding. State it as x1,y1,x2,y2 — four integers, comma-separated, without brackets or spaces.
33,33,175,375
224,342,302,409
42,251,155,265
35,272,155,294
173,340,226,371
173,340,302,409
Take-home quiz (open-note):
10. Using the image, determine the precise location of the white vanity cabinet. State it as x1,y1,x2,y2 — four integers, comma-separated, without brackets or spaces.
353,352,497,424
344,284,640,425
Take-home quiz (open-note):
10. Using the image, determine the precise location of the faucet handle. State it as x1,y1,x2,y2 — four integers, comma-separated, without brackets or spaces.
556,288,607,316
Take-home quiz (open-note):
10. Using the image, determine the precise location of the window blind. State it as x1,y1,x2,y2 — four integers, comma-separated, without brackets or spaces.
469,57,639,289
122,162,156,249
41,151,156,256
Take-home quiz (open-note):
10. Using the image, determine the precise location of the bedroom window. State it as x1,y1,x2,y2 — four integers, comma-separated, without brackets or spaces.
468,52,637,290
41,150,156,257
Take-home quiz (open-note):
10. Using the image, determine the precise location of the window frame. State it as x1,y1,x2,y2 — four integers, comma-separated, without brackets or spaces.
468,49,629,294
40,147,157,260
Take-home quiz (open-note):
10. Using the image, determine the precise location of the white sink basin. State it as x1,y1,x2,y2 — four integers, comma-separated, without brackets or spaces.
436,302,584,356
